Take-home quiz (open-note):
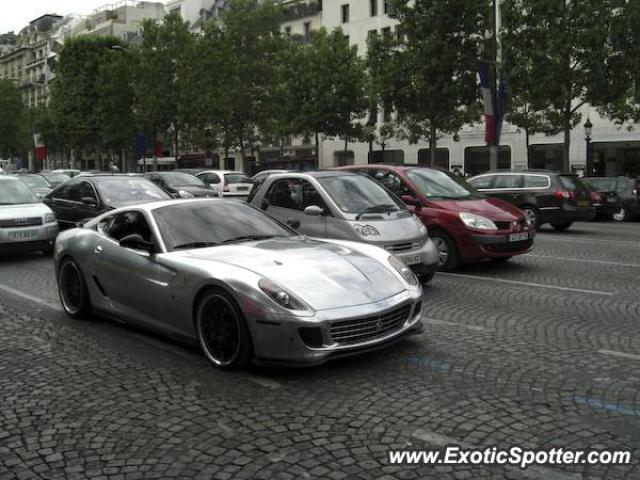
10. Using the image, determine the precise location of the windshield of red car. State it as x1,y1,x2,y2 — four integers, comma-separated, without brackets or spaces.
406,168,480,199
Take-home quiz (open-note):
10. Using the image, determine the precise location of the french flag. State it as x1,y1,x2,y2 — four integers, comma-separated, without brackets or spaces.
478,62,496,145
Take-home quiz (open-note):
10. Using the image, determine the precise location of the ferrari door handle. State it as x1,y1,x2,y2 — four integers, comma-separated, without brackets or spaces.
94,245,103,254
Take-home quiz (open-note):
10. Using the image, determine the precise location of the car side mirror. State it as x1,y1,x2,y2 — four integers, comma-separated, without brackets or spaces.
119,234,155,254
304,205,324,216
401,194,421,210
81,196,98,207
286,218,301,230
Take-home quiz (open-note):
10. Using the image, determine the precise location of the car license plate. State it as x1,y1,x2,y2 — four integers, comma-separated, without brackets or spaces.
400,254,421,266
509,232,528,242
236,186,249,191
9,229,38,240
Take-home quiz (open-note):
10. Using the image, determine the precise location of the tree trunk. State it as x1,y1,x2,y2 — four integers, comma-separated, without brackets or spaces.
174,126,179,170
429,124,437,167
525,127,530,168
315,130,320,168
343,136,348,166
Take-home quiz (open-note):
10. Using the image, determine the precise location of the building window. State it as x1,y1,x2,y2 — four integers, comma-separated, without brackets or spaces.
368,29,377,40
368,149,404,165
284,26,291,36
341,4,349,23
381,26,391,37
464,146,511,176
304,22,311,41
318,0,323,11
417,148,450,169
383,0,389,14
370,0,378,16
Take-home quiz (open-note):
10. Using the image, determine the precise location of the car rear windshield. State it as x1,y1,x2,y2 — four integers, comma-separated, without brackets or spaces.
224,173,253,184
0,179,40,205
559,175,590,194
17,175,50,189
406,168,480,199
95,178,170,207
162,172,206,188
153,202,293,251
316,174,404,214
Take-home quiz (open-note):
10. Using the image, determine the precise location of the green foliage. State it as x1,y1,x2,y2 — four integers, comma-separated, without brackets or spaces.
50,35,128,152
501,0,627,170
370,0,487,165
0,79,26,158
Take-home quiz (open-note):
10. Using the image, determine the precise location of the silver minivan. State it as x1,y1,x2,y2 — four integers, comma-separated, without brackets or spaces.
249,171,439,283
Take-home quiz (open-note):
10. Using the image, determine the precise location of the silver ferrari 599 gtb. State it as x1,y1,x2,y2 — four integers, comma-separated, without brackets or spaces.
54,199,424,368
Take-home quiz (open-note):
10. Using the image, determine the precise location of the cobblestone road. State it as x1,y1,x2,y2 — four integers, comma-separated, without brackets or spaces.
1,221,639,479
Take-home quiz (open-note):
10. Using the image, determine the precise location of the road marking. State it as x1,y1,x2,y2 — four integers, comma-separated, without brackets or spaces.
438,272,614,296
0,282,61,311
536,235,640,247
422,317,485,331
598,349,640,362
238,373,282,389
412,429,581,480
525,254,640,268
566,395,640,417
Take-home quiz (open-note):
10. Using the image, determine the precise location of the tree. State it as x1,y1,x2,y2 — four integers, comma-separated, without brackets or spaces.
0,79,26,159
501,0,625,172
372,0,488,166
50,35,129,168
204,0,287,166
285,28,367,167
134,13,195,164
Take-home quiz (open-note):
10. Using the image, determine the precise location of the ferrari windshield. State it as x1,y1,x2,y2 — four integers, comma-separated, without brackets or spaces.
406,168,480,199
0,178,40,205
154,201,294,251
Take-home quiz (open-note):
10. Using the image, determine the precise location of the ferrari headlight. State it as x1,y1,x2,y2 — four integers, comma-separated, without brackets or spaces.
44,213,56,224
459,212,497,230
353,224,381,237
388,255,418,286
258,278,308,310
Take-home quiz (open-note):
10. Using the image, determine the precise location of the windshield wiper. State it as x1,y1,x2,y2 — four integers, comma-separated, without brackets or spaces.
356,204,398,220
222,234,281,244
173,241,219,250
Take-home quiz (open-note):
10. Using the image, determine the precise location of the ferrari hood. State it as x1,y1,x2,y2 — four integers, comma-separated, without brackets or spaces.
178,238,405,310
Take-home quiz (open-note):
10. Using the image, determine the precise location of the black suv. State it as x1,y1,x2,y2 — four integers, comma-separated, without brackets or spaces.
582,177,640,222
468,170,595,231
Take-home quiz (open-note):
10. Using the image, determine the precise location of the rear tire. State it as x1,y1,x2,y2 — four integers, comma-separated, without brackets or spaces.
612,207,628,222
58,258,91,318
551,221,573,232
195,288,252,369
429,230,459,272
521,206,540,229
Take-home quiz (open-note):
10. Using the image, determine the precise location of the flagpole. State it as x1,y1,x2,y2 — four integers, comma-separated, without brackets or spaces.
489,0,499,171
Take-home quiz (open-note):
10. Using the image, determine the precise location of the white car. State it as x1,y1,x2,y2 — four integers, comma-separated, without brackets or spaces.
0,176,59,255
196,170,254,198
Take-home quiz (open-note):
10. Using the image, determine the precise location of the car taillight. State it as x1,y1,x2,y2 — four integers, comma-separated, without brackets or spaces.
555,189,575,201
223,179,229,192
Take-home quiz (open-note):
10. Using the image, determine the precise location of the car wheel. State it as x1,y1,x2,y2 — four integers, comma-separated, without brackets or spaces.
417,272,435,285
58,258,91,318
551,221,573,232
42,241,54,256
521,206,540,229
430,230,459,272
195,288,252,369
612,207,628,222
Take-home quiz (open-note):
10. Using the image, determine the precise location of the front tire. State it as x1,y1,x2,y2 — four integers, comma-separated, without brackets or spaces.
195,288,252,369
521,206,540,229
58,258,91,318
418,272,435,285
551,221,573,232
430,230,459,272
612,207,628,222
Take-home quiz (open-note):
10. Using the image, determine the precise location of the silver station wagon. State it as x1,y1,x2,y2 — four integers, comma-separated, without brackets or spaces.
248,171,439,283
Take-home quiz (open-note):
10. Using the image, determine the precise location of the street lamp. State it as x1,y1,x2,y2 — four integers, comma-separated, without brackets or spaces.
584,117,593,175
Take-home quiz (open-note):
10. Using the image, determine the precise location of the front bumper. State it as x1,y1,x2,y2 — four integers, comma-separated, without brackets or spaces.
248,289,423,366
469,229,535,258
0,223,59,254
387,237,439,273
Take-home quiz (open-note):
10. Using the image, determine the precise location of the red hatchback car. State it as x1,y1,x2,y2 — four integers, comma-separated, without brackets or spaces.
337,165,535,271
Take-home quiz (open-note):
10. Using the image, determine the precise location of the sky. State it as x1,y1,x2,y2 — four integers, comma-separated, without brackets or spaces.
1,1,166,33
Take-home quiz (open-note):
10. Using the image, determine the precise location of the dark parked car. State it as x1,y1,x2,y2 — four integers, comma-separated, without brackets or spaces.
14,173,53,199
337,165,535,271
44,174,171,229
582,177,640,222
468,170,595,231
40,172,71,188
143,171,216,199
